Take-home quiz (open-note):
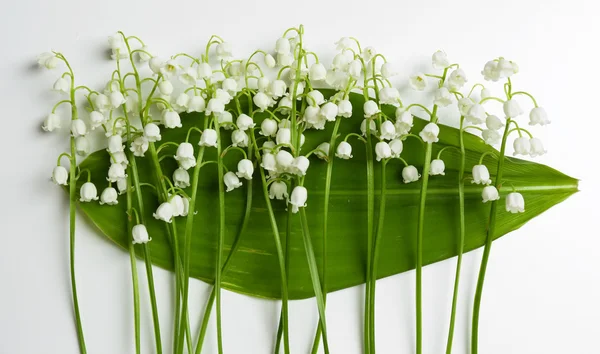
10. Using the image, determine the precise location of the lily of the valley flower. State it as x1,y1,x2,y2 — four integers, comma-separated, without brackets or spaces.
231,129,249,147
289,186,307,213
236,159,254,180
100,187,118,205
261,152,277,171
179,67,198,86
75,136,90,156
364,100,380,118
503,99,523,118
506,192,525,213
144,123,162,142
379,120,396,141
291,156,310,176
253,92,271,111
276,128,291,145
264,54,276,68
174,142,196,170
107,163,127,182
107,135,124,153
432,50,449,69
420,123,440,143
42,113,61,132
361,119,377,136
169,195,186,217
482,129,501,145
338,99,353,118
38,52,59,69
206,98,225,116
94,93,112,112
173,167,190,188
402,165,421,183
375,141,392,161
89,111,105,130
132,224,150,244
379,87,401,105
458,97,475,116
80,182,99,202
70,119,87,137
109,91,126,108
260,118,278,137
197,129,217,148
320,102,338,122
486,115,504,130
275,37,291,54
529,137,546,157
336,141,353,159
482,186,500,203
236,114,255,131
472,165,492,185
275,150,294,170
269,181,288,200
529,107,550,126
173,93,190,112
162,109,182,128
224,171,243,192
447,68,467,90
433,87,453,107
52,166,68,185
315,142,330,160
395,110,414,135
389,138,403,158
429,159,445,175
187,96,206,113
409,73,427,91
197,62,213,79
309,63,327,81
153,202,174,222
513,136,531,156
270,80,287,98
466,104,486,125
381,63,397,78
53,77,69,93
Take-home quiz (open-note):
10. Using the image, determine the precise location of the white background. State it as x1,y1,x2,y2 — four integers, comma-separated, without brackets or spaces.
1,0,599,353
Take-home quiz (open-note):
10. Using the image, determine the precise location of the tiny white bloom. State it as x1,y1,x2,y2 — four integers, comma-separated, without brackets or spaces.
179,67,198,86
336,141,353,159
447,68,467,90
173,167,190,188
70,119,87,137
94,93,112,112
53,77,70,94
332,52,351,70
432,50,449,69
257,77,271,93
429,159,445,176
80,182,99,202
270,80,287,98
458,97,475,116
482,129,501,145
513,136,531,156
319,102,338,122
75,136,90,156
275,150,294,171
402,165,421,183
419,123,440,143
472,165,491,185
529,107,550,126
466,104,486,125
137,46,152,62
276,128,291,145
42,113,61,132
224,171,242,192
88,111,105,130
149,57,165,74
187,96,206,113
109,91,126,108
269,181,288,200
160,60,178,78
37,52,59,69
291,156,310,176
503,99,523,118
130,136,149,157
395,110,414,135
116,178,127,194
144,123,162,142
52,166,68,185
481,88,492,99
153,202,174,222
132,224,150,244
107,134,124,153
231,129,249,147
275,37,291,54
206,98,225,116
409,73,427,91
289,186,308,213
173,93,190,112
379,87,401,105
158,80,174,96
361,119,377,136
375,141,392,161
253,92,272,111
236,114,255,131
485,115,504,130
389,139,403,158
222,78,238,94
169,195,185,217
260,118,278,137
111,151,129,166
261,152,277,171
529,137,546,157
307,90,325,106
277,53,294,67
162,110,182,129
363,100,380,118
433,87,453,107
338,99,353,118
174,143,196,170
482,60,501,81
335,37,352,51
312,142,329,160
199,129,218,147
108,163,127,182
505,192,525,213
197,62,213,79
304,106,321,126
381,62,397,78
362,46,376,62
482,186,500,203
264,54,276,68
309,63,327,81
348,59,362,79
278,119,291,129
380,120,397,140
100,187,118,205
236,159,254,180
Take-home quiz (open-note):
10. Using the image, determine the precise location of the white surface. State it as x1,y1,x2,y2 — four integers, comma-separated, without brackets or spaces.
1,0,599,353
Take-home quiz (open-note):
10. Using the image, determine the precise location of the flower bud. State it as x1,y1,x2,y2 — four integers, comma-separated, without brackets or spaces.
52,166,68,185
503,99,523,118
236,159,254,180
289,186,307,213
375,141,392,161
174,143,196,170
402,165,421,183
505,192,525,213
132,224,150,244
264,54,276,68
336,141,353,159
429,159,445,176
482,186,500,203
199,129,218,147
158,80,174,96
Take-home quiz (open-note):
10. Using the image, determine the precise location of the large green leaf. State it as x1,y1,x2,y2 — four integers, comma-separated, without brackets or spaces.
75,92,577,300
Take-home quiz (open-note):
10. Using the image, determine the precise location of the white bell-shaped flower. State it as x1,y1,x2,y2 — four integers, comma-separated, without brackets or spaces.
420,123,440,143
149,57,165,74
381,63,397,78
529,107,550,126
187,96,206,113
173,167,190,188
253,92,271,111
315,142,330,160
447,68,467,90
348,59,362,79
309,63,327,81
307,90,325,106
52,166,69,185
361,119,377,136
231,130,249,147
179,67,198,86
304,106,320,125
110,91,126,108
169,195,185,217
173,93,190,112
53,77,69,94
503,99,523,118
334,140,352,159
513,136,531,156
275,150,294,171
160,60,178,78
222,78,238,94
75,136,90,156
379,87,401,105
153,202,174,222
482,186,500,203
338,100,352,118
409,73,427,91
107,135,124,153
289,186,307,213
380,120,397,140
198,129,217,148
206,98,225,116
291,156,310,176
38,52,59,69
432,50,449,69
80,182,99,202
395,110,414,135
389,139,403,158
270,80,287,98
162,110,182,129
276,128,291,145
158,80,174,96
456,97,473,116
433,87,453,107
363,100,380,118
529,138,546,157
482,129,501,145
429,159,445,175
278,97,292,115
269,181,288,200
111,151,128,166
260,118,278,137
375,141,392,161
277,53,294,67
70,119,87,137
472,165,492,185
107,163,127,182
335,37,352,51
89,111,105,130
236,159,254,180
174,143,196,170
264,54,276,68
116,177,127,194
466,104,486,125
129,136,149,157
402,165,421,183
505,192,525,213
100,187,118,205
132,224,150,244
275,37,291,54
236,114,255,131
218,111,233,129
144,123,162,142
94,93,112,113
197,62,213,79
42,113,61,132
485,115,504,130
319,102,338,122
261,152,277,171
224,171,243,192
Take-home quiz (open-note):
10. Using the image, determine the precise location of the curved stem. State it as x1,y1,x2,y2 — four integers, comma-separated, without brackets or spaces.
471,119,511,354
126,176,141,354
214,119,226,354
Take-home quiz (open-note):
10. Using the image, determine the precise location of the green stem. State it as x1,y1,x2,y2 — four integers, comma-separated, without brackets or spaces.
274,205,293,354
445,117,466,354
310,118,342,353
364,121,375,354
214,120,226,354
471,119,511,354
126,176,141,354
299,208,330,354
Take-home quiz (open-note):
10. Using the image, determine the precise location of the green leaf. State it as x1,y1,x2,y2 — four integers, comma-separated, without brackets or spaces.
75,91,578,300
